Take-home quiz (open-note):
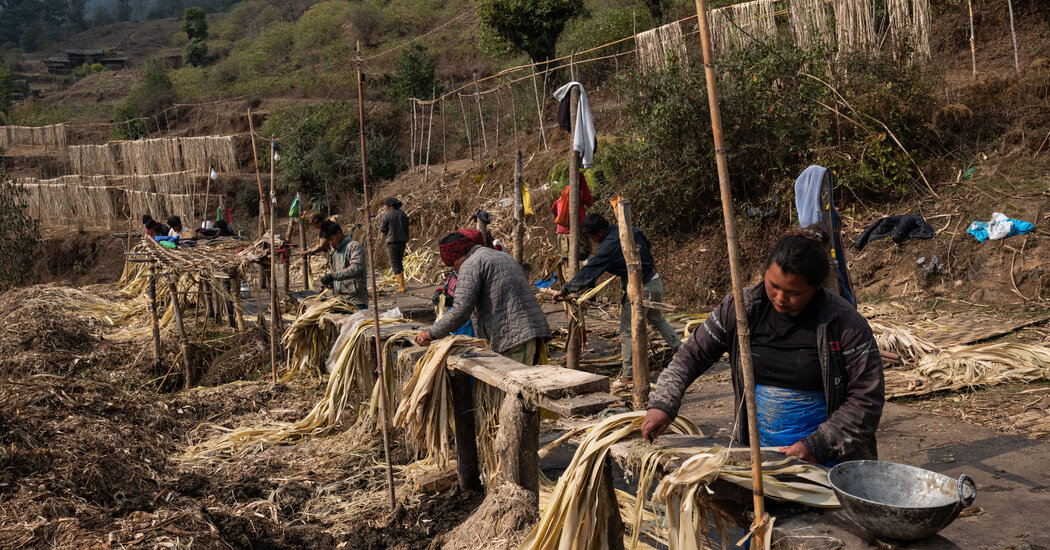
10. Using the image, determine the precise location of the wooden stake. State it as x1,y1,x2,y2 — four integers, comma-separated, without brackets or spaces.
613,198,648,408
565,84,583,372
459,93,474,162
450,371,482,491
410,100,417,173
201,166,212,225
494,86,501,152
297,194,311,290
1007,0,1020,75
247,108,266,235
149,263,161,368
694,0,768,540
441,97,448,174
355,42,397,513
513,149,525,266
424,88,436,185
473,73,488,157
268,138,280,386
167,276,194,390
231,272,245,331
967,0,978,81
530,62,549,153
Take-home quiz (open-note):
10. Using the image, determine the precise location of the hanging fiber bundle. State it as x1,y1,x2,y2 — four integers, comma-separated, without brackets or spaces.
788,0,833,51
68,144,118,175
708,8,733,53
731,0,777,49
636,21,690,73
833,0,875,54
0,124,68,149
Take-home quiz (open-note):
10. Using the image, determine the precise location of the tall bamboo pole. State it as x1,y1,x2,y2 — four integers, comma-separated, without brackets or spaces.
268,138,279,386
565,85,582,371
149,263,161,368
424,88,436,185
530,62,549,152
694,0,768,539
459,94,474,162
247,108,266,235
513,150,525,266
967,0,978,81
473,73,488,157
355,42,397,513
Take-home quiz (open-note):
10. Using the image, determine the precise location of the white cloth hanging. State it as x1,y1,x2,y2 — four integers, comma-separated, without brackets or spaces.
552,81,597,169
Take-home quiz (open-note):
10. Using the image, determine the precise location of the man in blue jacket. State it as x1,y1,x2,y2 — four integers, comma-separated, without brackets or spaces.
556,214,681,384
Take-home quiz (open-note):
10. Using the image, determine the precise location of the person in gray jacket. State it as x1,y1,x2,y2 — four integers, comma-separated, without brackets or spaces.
414,231,551,365
380,197,410,292
319,221,368,309
641,230,884,465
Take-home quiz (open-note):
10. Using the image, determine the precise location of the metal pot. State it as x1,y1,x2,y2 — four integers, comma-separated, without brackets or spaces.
828,460,977,541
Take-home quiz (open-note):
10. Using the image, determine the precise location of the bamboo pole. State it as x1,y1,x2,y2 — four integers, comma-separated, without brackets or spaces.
967,0,977,81
269,138,280,386
565,85,582,372
424,87,436,185
530,62,549,152
410,100,417,173
248,108,266,235
201,166,212,226
459,94,474,162
297,194,311,291
473,73,488,157
167,277,193,390
149,263,161,368
441,97,448,174
513,149,525,266
355,42,397,513
231,272,245,331
694,0,768,541
613,198,648,408
1007,0,1020,75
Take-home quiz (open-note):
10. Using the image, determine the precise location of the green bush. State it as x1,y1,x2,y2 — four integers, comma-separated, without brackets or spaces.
0,165,40,291
110,58,175,140
606,42,936,236
294,1,353,52
169,66,209,100
183,38,208,67
478,0,584,62
390,44,436,105
259,100,404,208
74,62,90,78
90,63,105,73
0,101,71,126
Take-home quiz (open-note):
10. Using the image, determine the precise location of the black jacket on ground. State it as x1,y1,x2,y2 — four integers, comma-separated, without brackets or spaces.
854,214,934,250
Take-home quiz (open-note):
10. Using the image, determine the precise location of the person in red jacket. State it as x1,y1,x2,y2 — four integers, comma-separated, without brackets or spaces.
551,173,594,262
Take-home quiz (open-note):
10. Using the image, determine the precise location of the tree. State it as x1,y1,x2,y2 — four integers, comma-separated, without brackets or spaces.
477,0,583,63
91,6,114,27
391,44,435,105
117,0,132,22
181,7,208,67
66,0,86,32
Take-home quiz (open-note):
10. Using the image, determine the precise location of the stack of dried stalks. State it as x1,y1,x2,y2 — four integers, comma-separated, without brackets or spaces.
789,0,833,51
68,144,118,175
636,21,689,73
0,124,67,148
281,292,358,381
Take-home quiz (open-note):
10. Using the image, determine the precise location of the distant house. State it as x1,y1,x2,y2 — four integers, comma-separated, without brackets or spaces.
65,49,106,67
43,57,73,74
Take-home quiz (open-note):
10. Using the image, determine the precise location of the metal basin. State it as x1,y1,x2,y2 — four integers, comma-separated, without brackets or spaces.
828,460,976,541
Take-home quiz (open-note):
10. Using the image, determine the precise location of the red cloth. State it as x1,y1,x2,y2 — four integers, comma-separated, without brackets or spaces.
440,234,476,266
457,228,488,248
551,173,593,234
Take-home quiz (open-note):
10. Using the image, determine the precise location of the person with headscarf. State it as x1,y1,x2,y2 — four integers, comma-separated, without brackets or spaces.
414,230,550,365
380,197,410,292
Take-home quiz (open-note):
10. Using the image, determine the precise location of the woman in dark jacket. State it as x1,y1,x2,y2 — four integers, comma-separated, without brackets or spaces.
641,229,884,465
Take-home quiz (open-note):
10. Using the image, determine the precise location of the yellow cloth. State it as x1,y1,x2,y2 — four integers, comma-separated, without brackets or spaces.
522,183,534,216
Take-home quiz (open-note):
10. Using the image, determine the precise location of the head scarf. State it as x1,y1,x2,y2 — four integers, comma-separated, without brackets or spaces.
440,234,475,266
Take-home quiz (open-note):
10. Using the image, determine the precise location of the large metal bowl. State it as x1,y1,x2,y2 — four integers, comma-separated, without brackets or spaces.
828,460,976,541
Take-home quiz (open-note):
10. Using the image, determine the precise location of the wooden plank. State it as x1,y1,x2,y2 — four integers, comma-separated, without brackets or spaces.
414,462,459,494
447,352,610,398
542,392,624,417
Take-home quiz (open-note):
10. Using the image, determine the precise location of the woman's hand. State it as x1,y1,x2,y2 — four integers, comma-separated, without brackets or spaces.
641,408,673,442
778,441,818,464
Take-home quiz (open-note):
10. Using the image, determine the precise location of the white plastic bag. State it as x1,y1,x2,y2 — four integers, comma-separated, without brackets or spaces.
987,212,1014,241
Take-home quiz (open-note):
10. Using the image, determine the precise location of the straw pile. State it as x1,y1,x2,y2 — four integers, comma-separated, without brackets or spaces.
179,318,411,460
68,144,118,175
789,0,833,51
281,292,358,381
117,136,237,175
636,22,689,73
0,124,67,148
833,0,875,54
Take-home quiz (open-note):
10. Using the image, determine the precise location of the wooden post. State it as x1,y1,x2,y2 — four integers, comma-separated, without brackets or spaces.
529,61,549,153
282,255,290,294
201,166,212,226
613,198,648,408
473,73,488,157
565,84,583,372
1008,0,1020,75
248,108,266,235
449,371,482,491
494,392,540,497
458,94,474,162
167,277,194,389
149,263,161,368
231,272,245,331
355,42,397,512
441,97,448,174
694,0,768,538
410,100,417,173
424,88,436,185
268,138,280,386
601,457,626,550
297,201,311,290
223,277,236,328
513,149,525,266
494,86,501,152
967,0,978,81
